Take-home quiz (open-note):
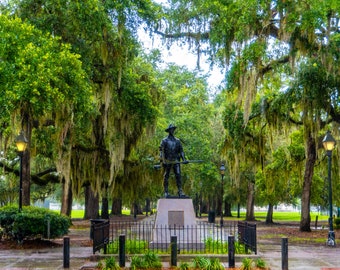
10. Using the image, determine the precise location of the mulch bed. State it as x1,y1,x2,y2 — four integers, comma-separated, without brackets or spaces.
0,238,62,249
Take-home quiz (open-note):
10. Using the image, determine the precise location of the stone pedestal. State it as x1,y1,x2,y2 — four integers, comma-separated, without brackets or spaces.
150,198,204,250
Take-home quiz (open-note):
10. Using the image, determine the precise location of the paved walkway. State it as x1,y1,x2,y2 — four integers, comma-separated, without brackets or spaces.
258,241,340,270
0,216,339,269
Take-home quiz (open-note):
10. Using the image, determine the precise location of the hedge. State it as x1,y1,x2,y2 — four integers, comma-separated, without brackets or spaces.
335,218,340,229
0,205,71,241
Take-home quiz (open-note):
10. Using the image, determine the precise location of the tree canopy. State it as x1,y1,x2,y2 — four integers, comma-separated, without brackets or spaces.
0,0,340,229
156,0,340,230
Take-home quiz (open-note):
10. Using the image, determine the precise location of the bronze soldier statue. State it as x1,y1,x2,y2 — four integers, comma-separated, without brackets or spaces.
160,124,188,197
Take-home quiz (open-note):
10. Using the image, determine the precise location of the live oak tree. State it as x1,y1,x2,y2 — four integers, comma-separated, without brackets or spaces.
0,14,92,208
3,0,163,217
156,0,340,231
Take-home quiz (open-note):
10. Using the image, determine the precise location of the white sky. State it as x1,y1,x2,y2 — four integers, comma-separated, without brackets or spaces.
138,28,225,93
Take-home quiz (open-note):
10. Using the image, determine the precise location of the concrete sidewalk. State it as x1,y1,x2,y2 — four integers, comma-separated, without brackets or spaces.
0,246,92,270
258,241,340,270
0,241,339,269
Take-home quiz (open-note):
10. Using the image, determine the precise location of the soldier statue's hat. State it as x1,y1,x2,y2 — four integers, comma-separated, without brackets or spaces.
165,124,177,132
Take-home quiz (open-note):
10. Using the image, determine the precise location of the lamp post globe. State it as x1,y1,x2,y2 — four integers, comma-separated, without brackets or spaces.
322,130,336,246
15,131,28,211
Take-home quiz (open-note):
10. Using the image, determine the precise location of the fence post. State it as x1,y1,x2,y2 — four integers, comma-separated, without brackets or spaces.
253,223,257,254
119,234,126,267
47,217,50,240
63,236,70,268
244,222,249,254
171,236,177,267
281,237,288,270
228,235,235,268
315,215,318,229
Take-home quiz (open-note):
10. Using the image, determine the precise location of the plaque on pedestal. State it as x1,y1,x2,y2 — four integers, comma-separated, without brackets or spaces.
150,198,204,250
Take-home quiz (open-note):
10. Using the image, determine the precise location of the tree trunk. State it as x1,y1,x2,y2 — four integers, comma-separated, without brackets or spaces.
246,181,255,221
225,201,232,217
101,197,109,219
61,179,72,216
145,198,151,216
300,135,316,232
266,203,274,224
21,112,32,206
84,186,99,219
111,197,122,215
200,200,208,214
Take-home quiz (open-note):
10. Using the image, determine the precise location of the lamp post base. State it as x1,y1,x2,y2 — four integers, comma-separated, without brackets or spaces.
326,231,336,247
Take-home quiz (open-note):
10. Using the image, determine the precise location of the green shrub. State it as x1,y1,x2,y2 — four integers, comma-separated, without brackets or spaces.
204,238,227,254
107,239,148,254
0,205,71,241
130,255,147,270
255,258,267,269
335,218,340,229
179,261,190,270
190,257,224,270
192,256,211,269
209,257,225,270
240,258,254,270
0,205,18,236
103,257,120,270
130,251,162,270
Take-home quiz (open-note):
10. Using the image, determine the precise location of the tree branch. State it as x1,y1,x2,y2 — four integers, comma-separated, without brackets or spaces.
154,30,210,40
259,55,290,76
0,160,58,185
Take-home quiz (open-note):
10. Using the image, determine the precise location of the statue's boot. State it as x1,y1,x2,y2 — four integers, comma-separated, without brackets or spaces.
178,187,185,197
164,185,169,198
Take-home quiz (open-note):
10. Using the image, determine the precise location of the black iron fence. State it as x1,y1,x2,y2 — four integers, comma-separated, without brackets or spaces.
96,220,239,254
91,219,110,254
91,219,257,255
237,221,257,254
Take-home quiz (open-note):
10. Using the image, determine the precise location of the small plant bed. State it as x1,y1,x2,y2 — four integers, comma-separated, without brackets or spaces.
106,238,249,255
177,257,269,270
93,255,270,270
226,258,270,270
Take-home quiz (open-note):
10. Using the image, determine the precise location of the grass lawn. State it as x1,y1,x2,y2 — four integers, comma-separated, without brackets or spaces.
70,209,131,219
70,209,329,223
228,211,329,222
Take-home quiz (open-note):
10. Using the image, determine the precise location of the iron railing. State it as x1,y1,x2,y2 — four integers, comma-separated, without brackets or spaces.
91,219,110,254
103,220,238,254
237,221,257,254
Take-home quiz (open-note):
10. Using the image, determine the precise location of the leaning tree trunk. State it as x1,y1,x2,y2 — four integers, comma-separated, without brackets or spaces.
246,181,255,221
84,186,99,219
300,135,316,232
266,203,274,224
61,179,73,216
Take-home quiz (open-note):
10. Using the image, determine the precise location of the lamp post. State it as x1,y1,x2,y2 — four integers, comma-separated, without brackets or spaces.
15,131,28,211
220,163,226,227
322,130,336,246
